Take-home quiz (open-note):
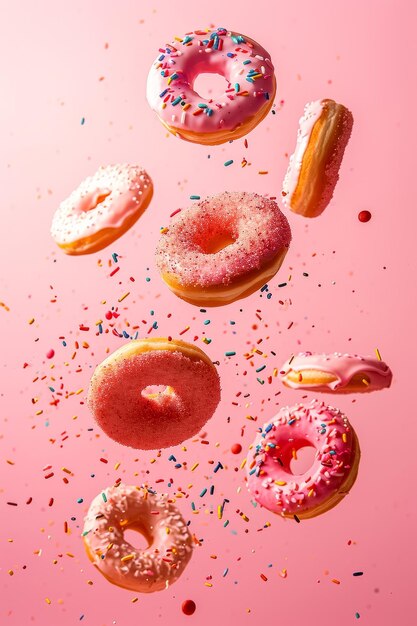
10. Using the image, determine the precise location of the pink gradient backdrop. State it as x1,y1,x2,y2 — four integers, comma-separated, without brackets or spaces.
1,1,415,624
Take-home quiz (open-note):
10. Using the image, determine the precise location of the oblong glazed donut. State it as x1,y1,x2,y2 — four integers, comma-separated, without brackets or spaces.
279,352,392,393
155,192,291,306
146,27,276,145
51,164,153,254
83,484,193,592
246,400,360,520
282,99,353,217
87,338,220,449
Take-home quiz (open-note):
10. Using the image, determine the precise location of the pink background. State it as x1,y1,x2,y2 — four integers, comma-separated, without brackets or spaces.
1,1,415,624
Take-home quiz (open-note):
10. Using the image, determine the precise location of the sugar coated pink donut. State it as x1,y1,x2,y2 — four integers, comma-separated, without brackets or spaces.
156,192,291,306
246,400,360,520
279,351,393,393
51,164,153,254
87,338,220,449
83,484,193,592
146,27,276,145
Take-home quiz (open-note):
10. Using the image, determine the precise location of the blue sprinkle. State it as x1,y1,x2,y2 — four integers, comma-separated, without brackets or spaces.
243,59,251,65
62,340,67,346
168,454,176,462
172,96,182,106
174,463,182,469
227,52,235,58
203,320,210,325
288,418,296,425
159,88,168,98
223,568,229,577
80,117,85,125
49,387,55,392
191,502,196,510
214,461,223,473
265,423,273,433
256,365,266,373
112,253,118,263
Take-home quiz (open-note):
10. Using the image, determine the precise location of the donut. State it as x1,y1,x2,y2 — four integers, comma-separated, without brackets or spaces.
282,99,353,217
51,164,153,254
83,484,193,592
155,192,291,306
146,27,276,145
87,338,220,449
246,400,360,520
279,352,392,393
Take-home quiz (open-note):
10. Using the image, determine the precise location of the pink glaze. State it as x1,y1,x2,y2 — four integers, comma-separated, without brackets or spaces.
279,351,393,392
83,484,193,593
51,164,152,246
282,100,325,205
146,28,275,138
87,340,220,449
246,400,359,519
155,192,291,287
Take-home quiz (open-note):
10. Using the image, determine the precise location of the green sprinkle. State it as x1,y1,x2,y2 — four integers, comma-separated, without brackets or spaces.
225,351,236,356
190,195,201,200
224,160,234,167
102,492,107,503
80,117,85,125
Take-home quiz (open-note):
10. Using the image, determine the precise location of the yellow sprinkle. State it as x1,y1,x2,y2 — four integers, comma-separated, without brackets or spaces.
183,102,191,111
66,552,74,558
45,598,51,605
28,318,35,325
118,292,130,302
375,348,382,361
308,489,315,497
204,582,213,587
87,580,93,585
95,319,103,326
342,433,347,443
8,570,13,576
292,449,297,460
61,467,72,474
160,227,169,234
241,513,249,522
275,480,287,486
75,388,83,395
217,505,223,519
362,378,370,386
165,527,170,534
150,458,156,464
132,597,139,603
240,458,247,470
191,463,199,471
35,410,43,416
161,102,166,109
273,368,278,377
121,553,135,562
6,459,15,465
114,462,121,470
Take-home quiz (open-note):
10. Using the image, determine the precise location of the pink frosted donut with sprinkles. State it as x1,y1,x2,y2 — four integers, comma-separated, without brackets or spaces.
155,191,291,306
146,27,276,145
246,400,360,520
87,337,220,449
279,351,393,393
51,164,153,254
83,484,193,592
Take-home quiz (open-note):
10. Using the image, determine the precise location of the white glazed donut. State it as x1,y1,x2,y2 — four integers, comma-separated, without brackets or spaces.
83,484,193,592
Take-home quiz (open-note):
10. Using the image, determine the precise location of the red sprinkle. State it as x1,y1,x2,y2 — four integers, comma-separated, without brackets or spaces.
182,600,196,616
105,311,113,320
46,349,55,359
358,210,372,222
231,443,242,454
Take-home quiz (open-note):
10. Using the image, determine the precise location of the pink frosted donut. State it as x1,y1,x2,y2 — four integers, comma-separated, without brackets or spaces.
246,400,360,520
279,351,393,393
51,164,153,254
83,484,193,592
87,338,220,449
155,192,291,306
146,27,276,145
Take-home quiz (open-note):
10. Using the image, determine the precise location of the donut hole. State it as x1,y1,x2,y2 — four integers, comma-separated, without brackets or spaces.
79,188,112,213
289,445,317,476
124,526,151,550
192,72,229,100
141,385,174,399
201,232,236,254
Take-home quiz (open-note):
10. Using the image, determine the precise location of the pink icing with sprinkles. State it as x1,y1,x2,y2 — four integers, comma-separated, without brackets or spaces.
51,164,152,245
155,192,291,288
246,400,359,518
146,27,275,135
279,351,393,392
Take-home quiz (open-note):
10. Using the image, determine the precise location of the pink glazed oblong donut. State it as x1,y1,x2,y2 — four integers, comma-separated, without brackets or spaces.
279,352,393,393
87,338,220,449
155,192,291,306
83,484,193,592
51,164,153,254
146,27,276,145
246,400,360,520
